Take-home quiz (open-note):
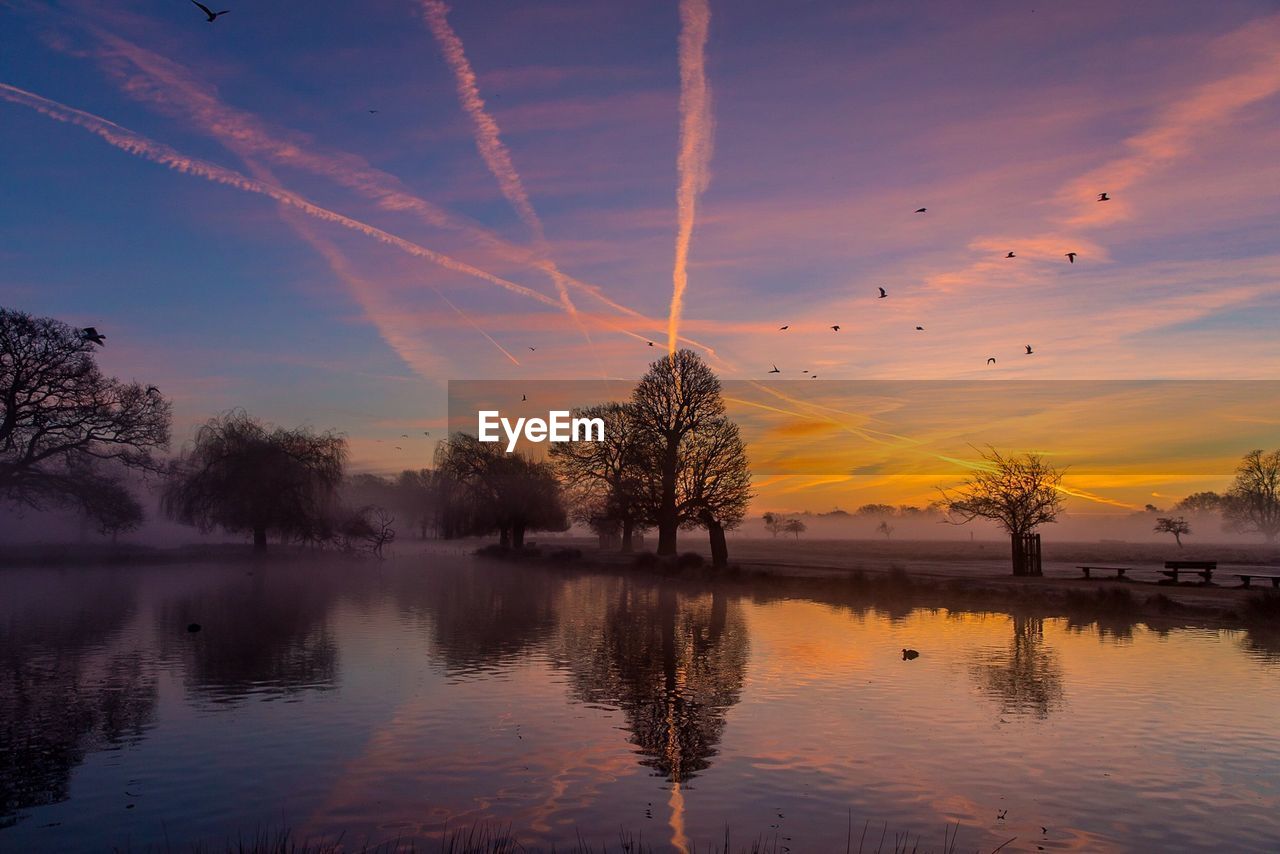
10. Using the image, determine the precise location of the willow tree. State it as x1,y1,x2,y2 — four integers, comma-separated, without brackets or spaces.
162,410,346,551
630,350,726,555
940,448,1065,576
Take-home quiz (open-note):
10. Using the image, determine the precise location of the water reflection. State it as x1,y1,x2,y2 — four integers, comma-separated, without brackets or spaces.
0,577,156,827
564,583,747,783
159,573,338,701
968,615,1065,719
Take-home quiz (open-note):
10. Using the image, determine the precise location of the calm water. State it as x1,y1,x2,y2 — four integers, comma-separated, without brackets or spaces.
2,553,1279,853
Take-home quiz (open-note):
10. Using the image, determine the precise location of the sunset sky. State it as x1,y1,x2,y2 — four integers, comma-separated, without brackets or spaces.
3,0,1279,513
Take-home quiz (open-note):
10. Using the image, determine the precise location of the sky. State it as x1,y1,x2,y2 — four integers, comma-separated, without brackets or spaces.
2,0,1279,514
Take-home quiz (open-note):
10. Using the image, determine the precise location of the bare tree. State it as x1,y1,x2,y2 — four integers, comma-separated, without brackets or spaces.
762,512,785,537
162,410,347,551
1154,516,1190,547
630,350,725,555
939,447,1065,575
336,505,396,556
1223,449,1280,543
678,417,752,566
549,402,648,552
876,520,894,539
782,519,806,540
1,307,170,530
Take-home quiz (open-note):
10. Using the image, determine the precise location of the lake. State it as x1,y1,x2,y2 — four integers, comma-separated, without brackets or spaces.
2,551,1278,852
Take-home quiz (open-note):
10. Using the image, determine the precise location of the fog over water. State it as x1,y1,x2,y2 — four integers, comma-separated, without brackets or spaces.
2,552,1278,852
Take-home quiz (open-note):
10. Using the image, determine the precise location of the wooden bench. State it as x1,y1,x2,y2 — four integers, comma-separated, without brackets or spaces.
1160,560,1217,584
1236,573,1280,589
1077,565,1133,580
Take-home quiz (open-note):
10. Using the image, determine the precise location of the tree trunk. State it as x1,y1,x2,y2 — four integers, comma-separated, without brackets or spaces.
657,447,679,555
622,518,634,553
499,526,510,549
512,525,525,549
253,526,268,552
708,520,728,567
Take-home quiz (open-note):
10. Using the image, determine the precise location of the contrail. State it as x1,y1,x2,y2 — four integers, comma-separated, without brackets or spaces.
250,162,521,370
416,0,594,352
76,27,659,329
0,82,557,307
667,0,714,354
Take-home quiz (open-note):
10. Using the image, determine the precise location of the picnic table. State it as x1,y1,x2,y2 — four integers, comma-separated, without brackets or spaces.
1159,560,1217,584
1076,565,1133,580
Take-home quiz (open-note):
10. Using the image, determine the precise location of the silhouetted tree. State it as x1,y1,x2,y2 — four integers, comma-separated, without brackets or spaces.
762,512,785,537
1175,491,1223,515
679,417,752,566
783,518,806,540
435,433,568,548
876,520,894,539
940,447,1065,575
1154,516,1190,547
1223,449,1280,543
162,410,346,551
550,402,648,552
0,307,170,532
630,350,725,555
335,505,396,556
856,503,896,517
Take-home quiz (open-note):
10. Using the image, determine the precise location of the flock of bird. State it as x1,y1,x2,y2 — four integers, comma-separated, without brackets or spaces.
748,197,1109,376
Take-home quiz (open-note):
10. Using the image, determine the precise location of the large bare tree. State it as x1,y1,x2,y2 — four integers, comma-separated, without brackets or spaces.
939,447,1065,575
0,307,170,530
162,410,346,551
630,350,726,555
1223,449,1280,543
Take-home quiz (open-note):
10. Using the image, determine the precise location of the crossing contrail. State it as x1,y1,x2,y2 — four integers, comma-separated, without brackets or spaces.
667,0,714,354
416,0,594,351
0,81,558,307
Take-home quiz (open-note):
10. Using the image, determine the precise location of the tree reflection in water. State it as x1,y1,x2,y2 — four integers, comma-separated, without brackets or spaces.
0,579,156,828
566,582,748,783
969,615,1064,719
159,573,339,702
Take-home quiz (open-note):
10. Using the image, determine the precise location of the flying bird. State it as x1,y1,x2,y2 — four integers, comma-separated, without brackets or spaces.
878,287,887,299
769,364,781,374
80,327,106,346
1005,251,1016,258
811,375,818,379
401,434,409,438
830,325,841,332
914,207,927,213
395,446,403,450
987,357,996,365
916,326,924,331
1097,192,1110,201
647,341,654,347
521,394,527,401
528,347,536,351
1065,252,1077,263
802,370,809,374
368,109,379,115
423,431,431,437
779,325,789,330
1025,345,1034,354
190,1,230,22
